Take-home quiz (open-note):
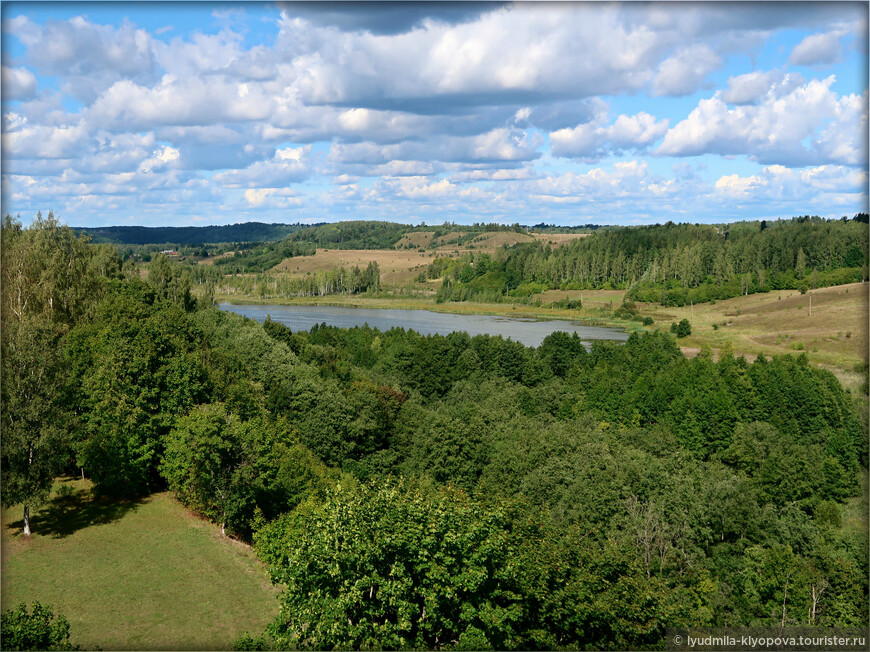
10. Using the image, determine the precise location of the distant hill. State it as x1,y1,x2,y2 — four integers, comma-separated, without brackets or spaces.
76,222,322,245
74,220,530,249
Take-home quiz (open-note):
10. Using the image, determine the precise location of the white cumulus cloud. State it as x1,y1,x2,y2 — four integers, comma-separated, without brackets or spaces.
551,111,669,159
138,145,180,173
789,30,843,66
214,145,311,188
658,76,867,165
1,66,38,100
652,44,721,96
243,187,301,208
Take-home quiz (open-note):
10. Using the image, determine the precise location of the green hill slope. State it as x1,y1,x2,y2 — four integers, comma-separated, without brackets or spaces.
2,479,278,650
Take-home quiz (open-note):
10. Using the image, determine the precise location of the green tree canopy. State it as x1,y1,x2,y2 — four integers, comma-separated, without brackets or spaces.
0,602,79,651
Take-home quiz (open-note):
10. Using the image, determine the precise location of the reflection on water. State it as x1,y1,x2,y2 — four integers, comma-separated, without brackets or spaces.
220,303,629,348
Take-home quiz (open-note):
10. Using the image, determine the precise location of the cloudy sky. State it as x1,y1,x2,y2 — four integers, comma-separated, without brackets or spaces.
1,1,868,227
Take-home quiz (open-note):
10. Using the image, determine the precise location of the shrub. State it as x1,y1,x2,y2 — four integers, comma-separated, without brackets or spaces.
0,603,79,651
674,319,692,338
642,316,654,326
551,298,582,310
613,301,638,319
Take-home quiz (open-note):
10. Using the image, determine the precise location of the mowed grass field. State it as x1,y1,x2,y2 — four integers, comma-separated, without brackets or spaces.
543,284,867,386
645,282,868,377
1,478,279,650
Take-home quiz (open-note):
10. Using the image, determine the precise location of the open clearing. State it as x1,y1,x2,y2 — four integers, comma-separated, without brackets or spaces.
646,282,868,372
234,235,590,286
274,247,435,284
1,478,278,650
394,231,435,249
538,283,867,381
530,232,589,246
468,232,535,248
271,236,556,285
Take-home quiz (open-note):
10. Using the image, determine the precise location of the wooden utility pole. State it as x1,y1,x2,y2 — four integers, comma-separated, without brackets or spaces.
809,293,812,317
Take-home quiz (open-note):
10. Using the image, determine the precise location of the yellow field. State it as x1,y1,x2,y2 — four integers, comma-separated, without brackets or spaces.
268,235,561,285
467,232,536,247
198,251,237,265
530,232,589,246
540,283,867,374
652,282,868,387
394,231,435,249
274,248,436,284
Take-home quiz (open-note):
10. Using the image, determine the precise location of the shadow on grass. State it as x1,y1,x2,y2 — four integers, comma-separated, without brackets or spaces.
7,484,149,540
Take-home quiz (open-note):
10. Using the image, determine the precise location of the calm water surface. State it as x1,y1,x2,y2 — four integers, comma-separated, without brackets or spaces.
220,303,629,348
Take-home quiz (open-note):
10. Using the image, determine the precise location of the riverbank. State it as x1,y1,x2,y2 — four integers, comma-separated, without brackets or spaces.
220,302,630,348
214,283,868,393
214,292,643,331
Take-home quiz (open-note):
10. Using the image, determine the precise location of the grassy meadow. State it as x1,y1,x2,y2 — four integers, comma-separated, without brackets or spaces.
643,282,869,386
1,478,278,650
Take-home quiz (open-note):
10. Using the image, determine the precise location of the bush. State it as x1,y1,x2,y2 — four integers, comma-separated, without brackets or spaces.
509,281,548,298
642,316,654,326
0,603,79,651
551,298,582,310
613,301,639,320
671,319,692,338
234,632,274,650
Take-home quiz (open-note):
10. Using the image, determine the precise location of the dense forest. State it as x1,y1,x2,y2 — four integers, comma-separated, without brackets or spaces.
429,217,869,305
1,214,868,650
78,217,868,306
76,222,314,245
78,220,523,254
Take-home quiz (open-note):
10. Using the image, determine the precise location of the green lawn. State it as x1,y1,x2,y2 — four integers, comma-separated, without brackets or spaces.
1,478,279,650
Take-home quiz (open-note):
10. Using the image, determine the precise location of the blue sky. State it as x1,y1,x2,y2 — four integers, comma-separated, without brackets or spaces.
1,1,868,227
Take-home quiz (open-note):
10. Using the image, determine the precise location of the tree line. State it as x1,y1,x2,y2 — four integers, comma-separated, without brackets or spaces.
1,213,867,649
217,261,382,299
76,222,312,245
425,216,869,305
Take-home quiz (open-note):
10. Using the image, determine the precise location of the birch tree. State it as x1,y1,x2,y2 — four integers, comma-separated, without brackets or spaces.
0,214,94,536
0,320,72,536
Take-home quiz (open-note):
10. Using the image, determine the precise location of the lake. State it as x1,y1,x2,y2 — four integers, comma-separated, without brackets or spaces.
219,303,630,348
